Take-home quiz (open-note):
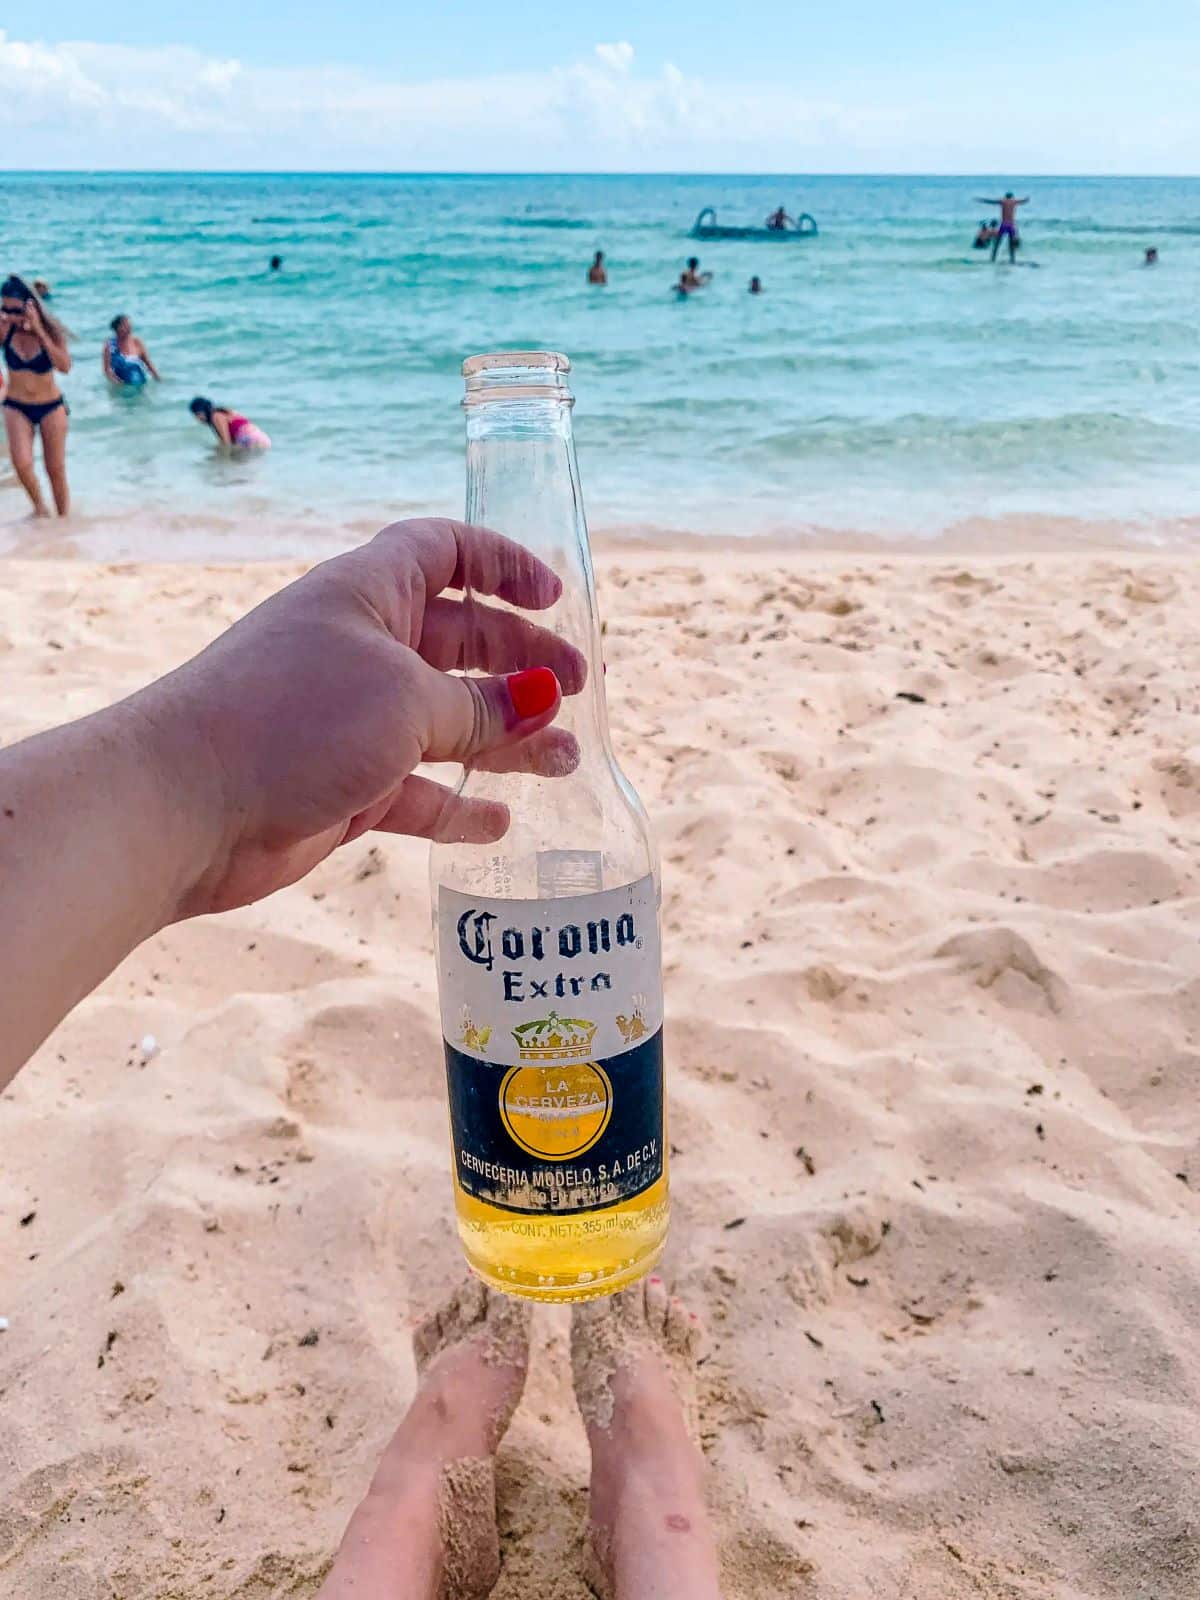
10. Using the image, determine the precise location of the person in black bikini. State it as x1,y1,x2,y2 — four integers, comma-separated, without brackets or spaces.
1,275,72,517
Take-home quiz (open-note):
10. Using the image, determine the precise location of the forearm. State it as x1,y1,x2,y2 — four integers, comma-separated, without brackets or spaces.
0,694,217,1086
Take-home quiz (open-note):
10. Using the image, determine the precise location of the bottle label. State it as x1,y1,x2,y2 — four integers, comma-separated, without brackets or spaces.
438,875,663,1215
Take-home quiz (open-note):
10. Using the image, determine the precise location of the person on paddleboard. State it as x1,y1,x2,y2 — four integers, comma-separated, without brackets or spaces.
975,191,1029,263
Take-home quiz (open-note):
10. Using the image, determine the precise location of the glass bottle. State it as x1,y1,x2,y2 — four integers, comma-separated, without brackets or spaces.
430,351,667,1301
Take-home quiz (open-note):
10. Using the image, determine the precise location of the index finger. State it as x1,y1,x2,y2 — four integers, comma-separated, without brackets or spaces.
370,518,562,611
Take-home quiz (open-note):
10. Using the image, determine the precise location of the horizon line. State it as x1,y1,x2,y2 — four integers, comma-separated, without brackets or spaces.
1,169,1198,181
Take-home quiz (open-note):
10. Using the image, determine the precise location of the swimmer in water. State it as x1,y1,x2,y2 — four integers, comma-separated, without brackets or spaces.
189,396,271,451
1144,247,1159,266
749,276,763,294
765,206,794,231
588,250,608,285
103,315,160,387
975,191,1029,263
972,220,995,249
269,255,283,272
682,257,712,290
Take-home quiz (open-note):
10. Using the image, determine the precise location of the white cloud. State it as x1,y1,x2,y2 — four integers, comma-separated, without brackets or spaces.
594,41,635,73
0,29,1196,172
0,30,894,168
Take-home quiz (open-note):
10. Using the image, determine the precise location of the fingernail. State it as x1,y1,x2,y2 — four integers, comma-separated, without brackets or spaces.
507,666,559,721
650,1275,662,1285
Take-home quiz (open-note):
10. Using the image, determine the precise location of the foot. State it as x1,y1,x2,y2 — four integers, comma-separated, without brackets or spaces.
318,1279,531,1600
571,1278,721,1600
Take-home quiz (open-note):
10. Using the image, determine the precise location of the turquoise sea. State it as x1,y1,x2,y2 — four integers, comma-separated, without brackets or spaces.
2,172,1199,553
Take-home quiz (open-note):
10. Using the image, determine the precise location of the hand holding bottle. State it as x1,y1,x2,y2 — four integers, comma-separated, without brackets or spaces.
0,517,585,1083
159,517,588,917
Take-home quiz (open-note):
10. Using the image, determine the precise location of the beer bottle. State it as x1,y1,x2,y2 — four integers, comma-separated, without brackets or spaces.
431,351,667,1301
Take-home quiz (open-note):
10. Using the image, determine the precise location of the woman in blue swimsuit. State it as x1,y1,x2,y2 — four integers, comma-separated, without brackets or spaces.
1,275,72,517
103,314,160,388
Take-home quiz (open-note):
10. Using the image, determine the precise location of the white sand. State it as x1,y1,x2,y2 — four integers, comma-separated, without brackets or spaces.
2,546,1199,1598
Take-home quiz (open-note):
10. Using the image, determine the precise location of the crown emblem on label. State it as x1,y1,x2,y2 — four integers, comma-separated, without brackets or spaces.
512,1011,598,1062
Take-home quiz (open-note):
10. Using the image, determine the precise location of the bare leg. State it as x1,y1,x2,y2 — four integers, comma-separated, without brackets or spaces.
572,1279,722,1600
317,1280,531,1600
39,405,70,516
3,406,47,516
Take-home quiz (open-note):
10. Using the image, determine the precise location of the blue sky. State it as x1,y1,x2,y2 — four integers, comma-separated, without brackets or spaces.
1,7,1197,172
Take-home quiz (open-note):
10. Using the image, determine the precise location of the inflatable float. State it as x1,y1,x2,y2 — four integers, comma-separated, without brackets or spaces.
690,207,818,240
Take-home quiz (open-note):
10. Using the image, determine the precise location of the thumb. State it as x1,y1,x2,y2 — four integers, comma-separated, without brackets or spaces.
419,663,563,764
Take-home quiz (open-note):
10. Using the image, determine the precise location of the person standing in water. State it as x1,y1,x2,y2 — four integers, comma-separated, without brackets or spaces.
103,315,160,388
587,250,608,285
749,275,763,294
189,396,271,451
975,191,1029,262
0,275,72,517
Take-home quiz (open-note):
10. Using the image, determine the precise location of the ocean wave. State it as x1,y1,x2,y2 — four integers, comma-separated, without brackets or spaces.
502,217,595,230
735,409,1200,467
1036,219,1200,237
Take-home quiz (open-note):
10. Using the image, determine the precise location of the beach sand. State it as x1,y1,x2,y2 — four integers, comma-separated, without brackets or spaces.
2,543,1200,1599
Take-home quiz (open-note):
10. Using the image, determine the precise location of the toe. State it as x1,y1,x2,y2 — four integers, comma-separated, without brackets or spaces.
644,1274,669,1339
613,1284,646,1334
682,1305,706,1364
664,1294,695,1358
413,1278,489,1374
482,1291,533,1373
413,1304,442,1372
459,1275,489,1331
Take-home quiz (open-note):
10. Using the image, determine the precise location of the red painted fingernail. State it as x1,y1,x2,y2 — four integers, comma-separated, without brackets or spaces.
507,666,559,721
650,1275,662,1285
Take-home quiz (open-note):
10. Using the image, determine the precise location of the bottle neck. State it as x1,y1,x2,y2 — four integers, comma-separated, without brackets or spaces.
464,396,612,760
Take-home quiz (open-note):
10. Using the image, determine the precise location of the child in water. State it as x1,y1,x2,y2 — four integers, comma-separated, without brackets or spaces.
189,396,271,451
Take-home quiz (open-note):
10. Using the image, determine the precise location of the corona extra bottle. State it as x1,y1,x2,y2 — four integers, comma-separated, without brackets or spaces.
431,351,666,1301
